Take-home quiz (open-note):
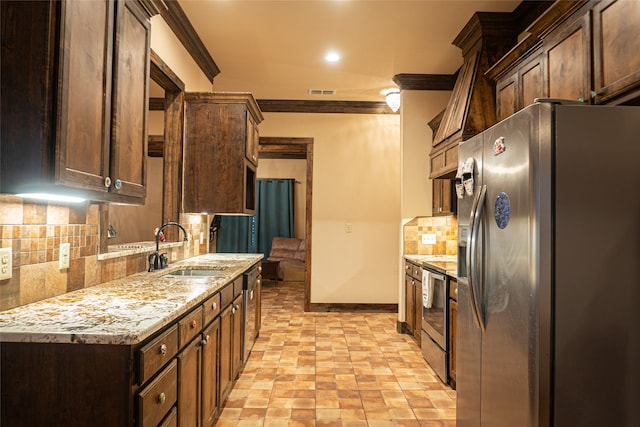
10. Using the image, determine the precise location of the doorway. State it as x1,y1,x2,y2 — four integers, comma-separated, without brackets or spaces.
258,137,313,311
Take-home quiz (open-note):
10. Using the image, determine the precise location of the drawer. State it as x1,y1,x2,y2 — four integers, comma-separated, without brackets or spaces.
220,283,234,307
158,407,177,427
138,359,178,427
233,276,243,297
450,279,458,301
179,306,204,348
405,260,422,281
139,324,179,384
203,292,221,325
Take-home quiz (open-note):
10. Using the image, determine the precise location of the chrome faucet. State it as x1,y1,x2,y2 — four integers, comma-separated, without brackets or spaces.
148,221,189,272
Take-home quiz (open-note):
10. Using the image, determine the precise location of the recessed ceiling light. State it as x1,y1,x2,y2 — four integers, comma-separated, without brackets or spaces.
325,51,341,63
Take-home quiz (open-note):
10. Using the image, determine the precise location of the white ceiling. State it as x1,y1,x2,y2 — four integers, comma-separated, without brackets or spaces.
178,0,521,103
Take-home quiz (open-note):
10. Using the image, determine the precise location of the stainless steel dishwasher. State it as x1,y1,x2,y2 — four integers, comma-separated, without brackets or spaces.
242,264,261,363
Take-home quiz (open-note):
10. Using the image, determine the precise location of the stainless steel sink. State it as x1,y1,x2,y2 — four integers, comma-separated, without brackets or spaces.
162,269,225,278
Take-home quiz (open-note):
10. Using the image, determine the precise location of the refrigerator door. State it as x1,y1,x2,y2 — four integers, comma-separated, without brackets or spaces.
456,133,484,427
478,104,542,427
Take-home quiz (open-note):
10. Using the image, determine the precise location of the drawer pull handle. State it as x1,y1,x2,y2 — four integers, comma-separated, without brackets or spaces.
191,320,197,329
455,288,458,296
212,302,217,310
157,392,166,404
159,344,167,355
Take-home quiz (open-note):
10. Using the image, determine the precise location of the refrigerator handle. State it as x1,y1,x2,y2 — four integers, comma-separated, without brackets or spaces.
469,185,487,331
467,185,483,330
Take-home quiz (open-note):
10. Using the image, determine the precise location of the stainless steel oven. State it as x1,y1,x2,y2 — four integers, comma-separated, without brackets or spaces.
421,268,449,384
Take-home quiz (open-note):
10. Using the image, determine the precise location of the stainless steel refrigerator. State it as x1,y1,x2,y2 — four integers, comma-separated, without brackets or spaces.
456,99,640,427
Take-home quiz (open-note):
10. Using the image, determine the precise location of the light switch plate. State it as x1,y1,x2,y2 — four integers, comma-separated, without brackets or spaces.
0,247,12,280
421,233,437,245
59,243,71,269
345,223,353,233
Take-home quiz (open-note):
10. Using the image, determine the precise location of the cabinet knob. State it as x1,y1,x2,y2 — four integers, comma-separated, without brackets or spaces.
114,179,122,190
455,288,458,296
104,177,111,188
250,290,254,300
212,302,217,310
157,392,166,405
190,320,197,329
159,344,167,355
201,334,210,346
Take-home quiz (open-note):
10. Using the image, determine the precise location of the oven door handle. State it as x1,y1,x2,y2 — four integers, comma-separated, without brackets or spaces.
427,271,446,282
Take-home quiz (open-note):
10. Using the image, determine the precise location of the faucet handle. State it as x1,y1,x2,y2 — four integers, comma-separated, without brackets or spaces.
160,253,168,269
148,254,156,272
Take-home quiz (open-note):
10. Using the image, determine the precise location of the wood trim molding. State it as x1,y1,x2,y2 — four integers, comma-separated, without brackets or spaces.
257,100,396,114
150,49,185,92
153,0,220,81
148,135,164,157
149,97,165,111
309,303,398,313
392,74,457,91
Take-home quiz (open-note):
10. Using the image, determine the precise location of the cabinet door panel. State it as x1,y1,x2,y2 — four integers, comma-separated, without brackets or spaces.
405,275,415,335
546,16,590,102
110,0,149,198
231,294,244,379
57,0,112,191
178,336,202,427
219,305,232,405
593,0,640,102
521,56,545,109
202,319,220,427
496,77,517,122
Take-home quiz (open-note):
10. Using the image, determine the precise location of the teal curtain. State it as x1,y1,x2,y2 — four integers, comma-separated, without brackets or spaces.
216,215,256,253
256,179,294,258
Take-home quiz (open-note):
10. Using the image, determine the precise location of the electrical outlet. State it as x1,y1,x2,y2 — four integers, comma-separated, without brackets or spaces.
0,247,12,280
59,243,71,269
345,223,353,233
199,232,204,244
421,233,437,245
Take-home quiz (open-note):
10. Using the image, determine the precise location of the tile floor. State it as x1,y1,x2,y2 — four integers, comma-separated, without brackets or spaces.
215,280,457,427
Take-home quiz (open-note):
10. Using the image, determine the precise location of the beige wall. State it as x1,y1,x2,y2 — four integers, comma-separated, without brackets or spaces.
256,159,307,239
259,113,401,304
149,16,212,92
397,90,451,321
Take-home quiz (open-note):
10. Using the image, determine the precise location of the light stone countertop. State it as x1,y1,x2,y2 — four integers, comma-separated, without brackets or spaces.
0,253,263,345
404,254,458,279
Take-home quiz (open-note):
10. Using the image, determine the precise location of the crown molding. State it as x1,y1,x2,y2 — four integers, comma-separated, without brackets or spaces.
392,74,457,91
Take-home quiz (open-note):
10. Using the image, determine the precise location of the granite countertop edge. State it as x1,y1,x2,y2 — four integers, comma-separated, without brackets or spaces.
0,253,263,346
404,254,458,279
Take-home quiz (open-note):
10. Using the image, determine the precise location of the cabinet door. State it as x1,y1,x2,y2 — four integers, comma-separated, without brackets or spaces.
201,319,220,427
109,0,150,200
56,0,113,193
245,112,259,165
177,335,203,427
545,14,591,103
592,0,640,103
520,54,545,110
413,278,422,342
449,297,458,388
218,304,233,405
496,74,517,122
231,294,244,379
405,275,415,335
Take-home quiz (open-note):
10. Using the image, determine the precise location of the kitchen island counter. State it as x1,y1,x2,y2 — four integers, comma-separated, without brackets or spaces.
0,253,262,345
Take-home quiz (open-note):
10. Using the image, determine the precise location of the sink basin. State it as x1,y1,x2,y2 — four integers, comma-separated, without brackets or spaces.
162,269,225,278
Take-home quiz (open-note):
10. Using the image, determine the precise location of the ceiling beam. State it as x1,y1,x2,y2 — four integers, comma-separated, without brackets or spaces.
392,74,457,91
257,100,395,114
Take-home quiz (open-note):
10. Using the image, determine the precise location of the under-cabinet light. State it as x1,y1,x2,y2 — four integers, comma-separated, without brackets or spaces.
17,193,86,203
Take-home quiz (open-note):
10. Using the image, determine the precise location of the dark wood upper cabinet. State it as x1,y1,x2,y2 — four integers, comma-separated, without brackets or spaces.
183,92,264,215
0,0,151,204
489,0,640,117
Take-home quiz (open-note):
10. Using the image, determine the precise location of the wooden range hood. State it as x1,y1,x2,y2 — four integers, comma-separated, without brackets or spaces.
429,12,518,179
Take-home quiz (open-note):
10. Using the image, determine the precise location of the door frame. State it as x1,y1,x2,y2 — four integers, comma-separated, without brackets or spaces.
258,137,313,311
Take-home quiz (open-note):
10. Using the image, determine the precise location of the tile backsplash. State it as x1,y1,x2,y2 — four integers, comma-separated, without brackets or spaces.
0,195,209,311
403,215,458,255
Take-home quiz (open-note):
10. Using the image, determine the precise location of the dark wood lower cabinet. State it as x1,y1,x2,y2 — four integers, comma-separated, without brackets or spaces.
0,274,252,427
